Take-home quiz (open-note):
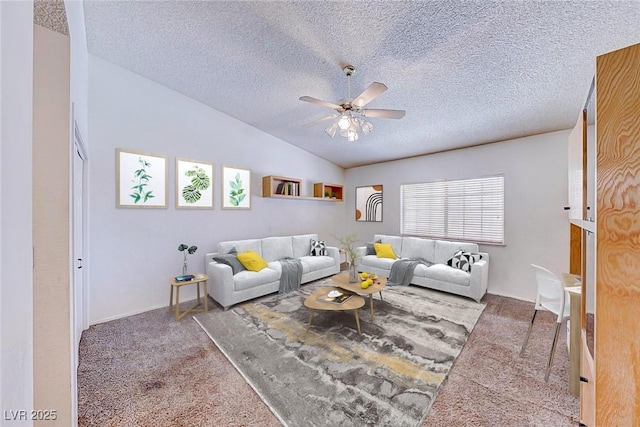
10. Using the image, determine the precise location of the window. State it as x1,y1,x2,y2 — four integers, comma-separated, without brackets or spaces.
401,175,504,245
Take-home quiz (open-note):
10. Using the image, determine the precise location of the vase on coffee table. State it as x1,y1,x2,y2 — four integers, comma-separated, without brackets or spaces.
348,262,357,283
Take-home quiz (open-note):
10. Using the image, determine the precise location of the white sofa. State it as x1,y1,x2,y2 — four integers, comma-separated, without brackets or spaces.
355,234,489,302
205,234,340,309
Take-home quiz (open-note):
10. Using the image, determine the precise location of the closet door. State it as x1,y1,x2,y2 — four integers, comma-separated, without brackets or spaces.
595,41,640,425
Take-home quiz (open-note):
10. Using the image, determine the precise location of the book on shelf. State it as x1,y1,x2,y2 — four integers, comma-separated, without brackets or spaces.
316,292,352,304
174,274,195,282
274,181,300,196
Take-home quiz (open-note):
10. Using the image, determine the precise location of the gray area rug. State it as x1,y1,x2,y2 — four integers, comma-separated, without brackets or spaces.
195,278,485,427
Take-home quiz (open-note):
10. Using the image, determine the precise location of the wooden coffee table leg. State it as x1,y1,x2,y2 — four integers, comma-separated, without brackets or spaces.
379,290,383,303
369,295,374,320
306,310,315,334
354,310,362,335
169,285,174,311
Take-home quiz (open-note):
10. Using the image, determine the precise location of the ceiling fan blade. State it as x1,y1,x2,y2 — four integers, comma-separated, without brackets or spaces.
352,82,388,108
304,113,339,128
299,96,342,110
362,109,406,119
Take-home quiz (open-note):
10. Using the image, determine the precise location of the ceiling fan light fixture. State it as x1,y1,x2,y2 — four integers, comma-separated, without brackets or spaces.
325,122,338,138
361,119,373,135
300,64,405,143
337,113,351,130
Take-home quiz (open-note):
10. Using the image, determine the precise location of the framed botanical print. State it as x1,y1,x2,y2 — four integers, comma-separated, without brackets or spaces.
222,165,251,209
176,158,214,209
355,185,383,222
116,148,168,208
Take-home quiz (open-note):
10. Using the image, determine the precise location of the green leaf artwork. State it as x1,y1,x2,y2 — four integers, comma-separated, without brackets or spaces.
182,185,201,203
229,172,246,206
130,157,154,203
182,165,211,204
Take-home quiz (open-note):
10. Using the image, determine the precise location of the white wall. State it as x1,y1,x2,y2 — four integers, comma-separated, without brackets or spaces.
33,24,72,426
63,3,89,423
88,56,344,324
86,55,572,318
0,1,34,424
345,131,570,302
64,0,88,141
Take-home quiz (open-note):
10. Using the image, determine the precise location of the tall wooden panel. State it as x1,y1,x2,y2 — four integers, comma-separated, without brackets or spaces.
595,42,640,425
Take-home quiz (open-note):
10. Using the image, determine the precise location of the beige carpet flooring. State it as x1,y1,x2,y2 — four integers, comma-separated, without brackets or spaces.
78,289,579,426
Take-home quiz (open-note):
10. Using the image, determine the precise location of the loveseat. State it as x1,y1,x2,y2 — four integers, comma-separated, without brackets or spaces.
355,234,489,302
205,234,340,309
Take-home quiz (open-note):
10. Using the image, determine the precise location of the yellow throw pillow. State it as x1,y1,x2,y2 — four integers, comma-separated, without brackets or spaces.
236,250,268,272
374,242,397,259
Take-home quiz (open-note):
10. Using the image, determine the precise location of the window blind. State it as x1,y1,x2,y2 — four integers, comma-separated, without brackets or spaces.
401,175,504,245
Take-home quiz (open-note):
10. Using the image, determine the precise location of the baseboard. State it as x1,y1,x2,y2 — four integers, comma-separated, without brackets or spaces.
89,296,207,326
485,290,534,303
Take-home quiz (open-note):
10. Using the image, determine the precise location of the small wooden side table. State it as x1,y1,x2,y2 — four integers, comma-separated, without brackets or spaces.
169,274,209,320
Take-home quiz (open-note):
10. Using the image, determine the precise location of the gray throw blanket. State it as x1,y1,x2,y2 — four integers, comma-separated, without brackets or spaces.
387,258,433,286
278,257,303,294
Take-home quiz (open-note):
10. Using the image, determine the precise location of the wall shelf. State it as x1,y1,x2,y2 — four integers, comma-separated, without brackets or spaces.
313,182,344,201
262,176,343,202
262,175,302,198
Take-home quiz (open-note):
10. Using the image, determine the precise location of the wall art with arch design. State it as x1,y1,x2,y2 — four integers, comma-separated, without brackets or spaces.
355,185,383,222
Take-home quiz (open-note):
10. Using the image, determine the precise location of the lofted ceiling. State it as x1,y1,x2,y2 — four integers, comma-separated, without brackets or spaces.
83,1,640,168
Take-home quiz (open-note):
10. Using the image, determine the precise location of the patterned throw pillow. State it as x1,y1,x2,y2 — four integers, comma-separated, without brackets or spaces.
447,249,483,273
310,239,327,256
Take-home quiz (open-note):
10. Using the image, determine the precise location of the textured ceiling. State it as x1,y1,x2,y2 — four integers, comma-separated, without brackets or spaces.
83,1,640,168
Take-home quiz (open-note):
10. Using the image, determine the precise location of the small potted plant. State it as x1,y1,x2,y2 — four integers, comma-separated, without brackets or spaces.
324,190,330,198
331,192,337,199
178,244,198,275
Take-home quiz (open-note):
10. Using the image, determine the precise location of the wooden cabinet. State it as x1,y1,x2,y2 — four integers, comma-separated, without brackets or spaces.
593,41,640,425
313,183,343,201
571,41,640,426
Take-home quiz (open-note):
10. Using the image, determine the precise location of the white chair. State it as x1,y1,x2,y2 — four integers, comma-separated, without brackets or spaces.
520,264,571,381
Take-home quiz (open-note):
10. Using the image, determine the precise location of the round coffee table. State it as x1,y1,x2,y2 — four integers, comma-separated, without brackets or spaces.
304,286,365,335
332,272,387,321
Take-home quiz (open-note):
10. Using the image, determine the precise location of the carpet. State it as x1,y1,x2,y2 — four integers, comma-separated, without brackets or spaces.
194,278,485,427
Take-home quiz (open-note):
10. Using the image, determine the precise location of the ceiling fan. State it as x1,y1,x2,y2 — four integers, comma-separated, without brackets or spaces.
299,65,406,142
